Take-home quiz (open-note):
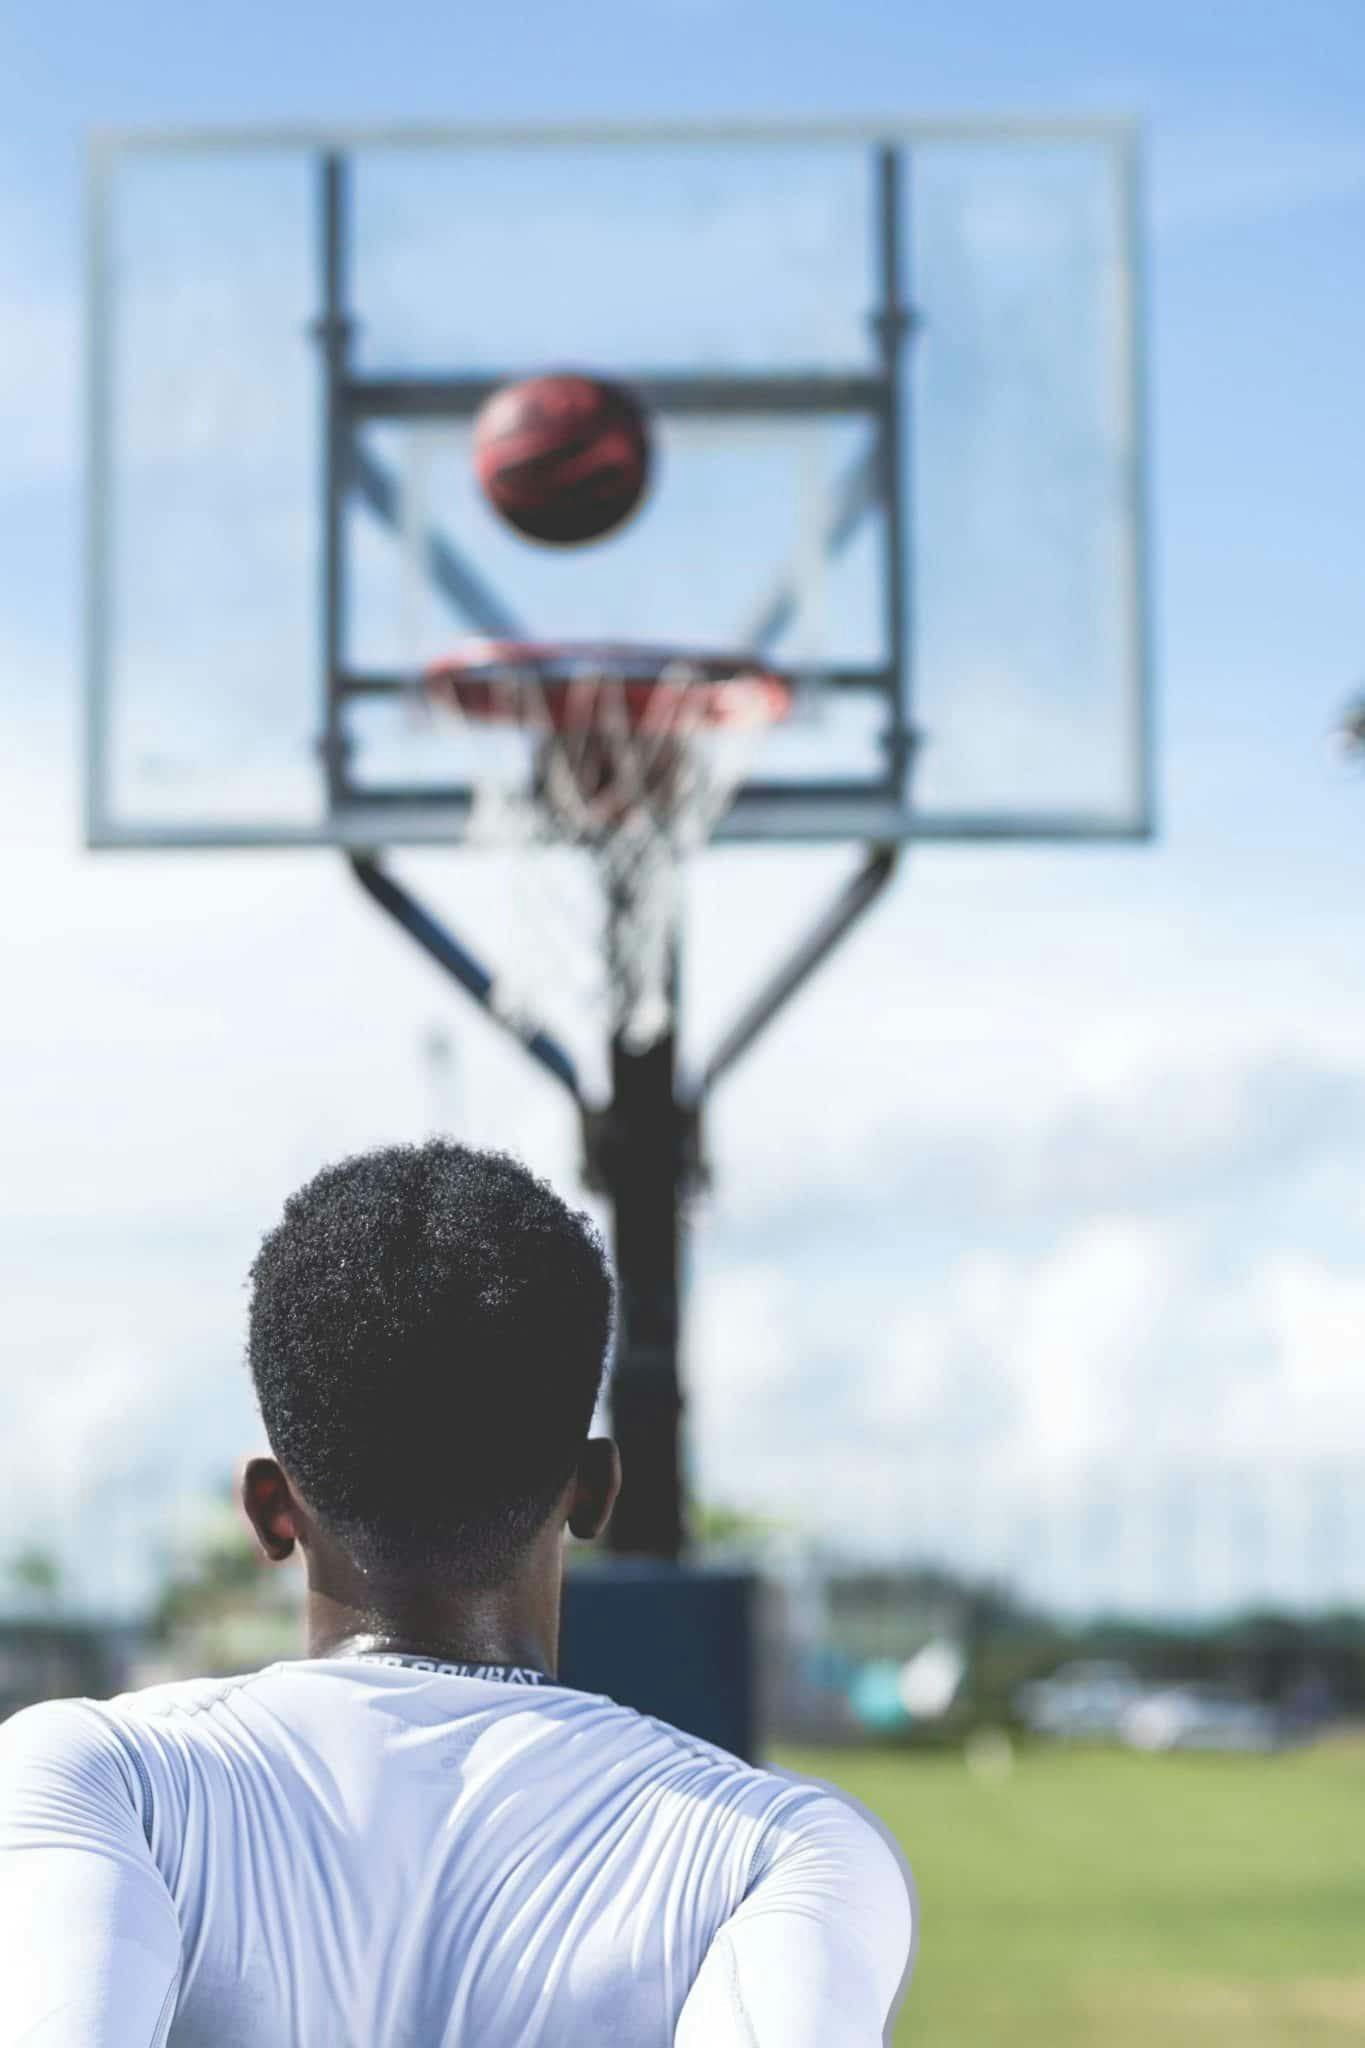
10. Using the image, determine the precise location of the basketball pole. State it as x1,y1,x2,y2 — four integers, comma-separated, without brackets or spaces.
592,1016,688,1559
588,907,695,1562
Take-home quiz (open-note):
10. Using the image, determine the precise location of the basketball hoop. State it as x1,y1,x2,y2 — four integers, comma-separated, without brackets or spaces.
425,640,793,1049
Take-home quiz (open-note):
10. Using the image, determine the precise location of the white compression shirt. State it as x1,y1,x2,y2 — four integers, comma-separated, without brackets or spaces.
0,1654,915,2046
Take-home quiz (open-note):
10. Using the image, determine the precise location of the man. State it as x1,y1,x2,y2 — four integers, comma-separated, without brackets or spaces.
0,1141,914,2044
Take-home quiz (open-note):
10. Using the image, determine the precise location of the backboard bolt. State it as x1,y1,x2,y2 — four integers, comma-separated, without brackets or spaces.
870,302,920,342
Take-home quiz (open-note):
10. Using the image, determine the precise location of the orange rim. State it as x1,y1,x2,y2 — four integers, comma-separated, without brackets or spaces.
424,640,792,732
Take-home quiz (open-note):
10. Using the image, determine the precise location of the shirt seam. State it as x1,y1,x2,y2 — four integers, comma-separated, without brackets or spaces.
722,1930,760,2048
148,1966,180,2048
638,1709,748,1773
739,1783,832,1897
150,1669,273,1721
103,1719,156,1850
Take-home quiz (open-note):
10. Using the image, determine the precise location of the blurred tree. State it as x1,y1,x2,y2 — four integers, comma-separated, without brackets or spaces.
564,1498,795,1570
690,1501,792,1551
150,1495,262,1640
7,1546,64,1613
146,1481,300,1677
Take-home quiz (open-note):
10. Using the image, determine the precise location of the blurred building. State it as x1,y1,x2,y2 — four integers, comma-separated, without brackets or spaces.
0,1620,134,1718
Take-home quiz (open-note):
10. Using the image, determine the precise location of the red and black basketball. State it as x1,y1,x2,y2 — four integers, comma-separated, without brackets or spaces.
473,373,652,546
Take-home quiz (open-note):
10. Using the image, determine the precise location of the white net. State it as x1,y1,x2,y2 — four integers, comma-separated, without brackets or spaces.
426,651,787,1050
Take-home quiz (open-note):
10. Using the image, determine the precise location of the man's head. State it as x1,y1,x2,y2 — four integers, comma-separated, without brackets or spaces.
242,1141,617,1591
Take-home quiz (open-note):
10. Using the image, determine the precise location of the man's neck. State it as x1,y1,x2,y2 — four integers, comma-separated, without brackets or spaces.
312,1621,553,1675
302,1566,560,1677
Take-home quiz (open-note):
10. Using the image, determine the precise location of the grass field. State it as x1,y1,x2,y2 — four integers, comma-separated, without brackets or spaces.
774,1735,1365,2046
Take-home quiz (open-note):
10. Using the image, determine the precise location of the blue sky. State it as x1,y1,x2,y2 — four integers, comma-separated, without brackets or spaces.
2,0,1365,1615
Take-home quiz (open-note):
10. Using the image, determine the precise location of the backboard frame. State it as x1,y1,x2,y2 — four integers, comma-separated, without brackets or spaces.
84,117,1153,852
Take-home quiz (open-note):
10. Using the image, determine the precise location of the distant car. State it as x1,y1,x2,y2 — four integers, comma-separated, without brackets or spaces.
1014,1660,1145,1741
1120,1684,1282,1754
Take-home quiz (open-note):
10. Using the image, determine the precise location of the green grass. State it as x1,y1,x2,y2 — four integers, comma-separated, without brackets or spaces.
772,1735,1365,2047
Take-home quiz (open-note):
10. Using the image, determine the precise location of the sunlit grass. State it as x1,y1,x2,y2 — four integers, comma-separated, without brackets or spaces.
773,1735,1365,2046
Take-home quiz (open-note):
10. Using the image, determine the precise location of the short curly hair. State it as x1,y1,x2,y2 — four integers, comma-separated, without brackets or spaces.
247,1141,615,1585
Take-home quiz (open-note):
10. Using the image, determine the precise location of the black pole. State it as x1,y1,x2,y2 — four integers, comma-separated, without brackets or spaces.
600,1021,688,1560
593,899,692,1561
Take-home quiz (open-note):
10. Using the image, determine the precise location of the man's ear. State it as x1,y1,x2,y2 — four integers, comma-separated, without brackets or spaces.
566,1437,622,1543
241,1456,303,1563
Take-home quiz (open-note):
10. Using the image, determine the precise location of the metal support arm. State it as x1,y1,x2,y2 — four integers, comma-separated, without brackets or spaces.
695,842,900,1100
348,853,583,1104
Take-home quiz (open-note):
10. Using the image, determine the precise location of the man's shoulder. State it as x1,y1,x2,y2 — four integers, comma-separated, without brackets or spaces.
745,1765,916,1904
0,1669,294,1860
0,1693,156,1841
0,1694,120,1772
606,1709,902,1872
0,1669,270,1778
618,1702,816,1809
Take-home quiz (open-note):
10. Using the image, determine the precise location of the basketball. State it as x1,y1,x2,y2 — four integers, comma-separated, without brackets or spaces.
473,373,652,545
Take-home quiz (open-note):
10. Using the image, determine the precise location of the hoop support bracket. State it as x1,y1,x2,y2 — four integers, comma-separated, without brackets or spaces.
692,841,901,1101
349,842,900,1114
348,852,584,1105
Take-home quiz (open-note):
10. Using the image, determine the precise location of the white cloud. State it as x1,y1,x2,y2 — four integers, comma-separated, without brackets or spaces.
686,1213,1365,1608
1249,1254,1365,1454
997,1220,1175,1467
690,1262,793,1440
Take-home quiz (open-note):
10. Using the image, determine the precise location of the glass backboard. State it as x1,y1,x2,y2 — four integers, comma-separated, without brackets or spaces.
85,121,1150,849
